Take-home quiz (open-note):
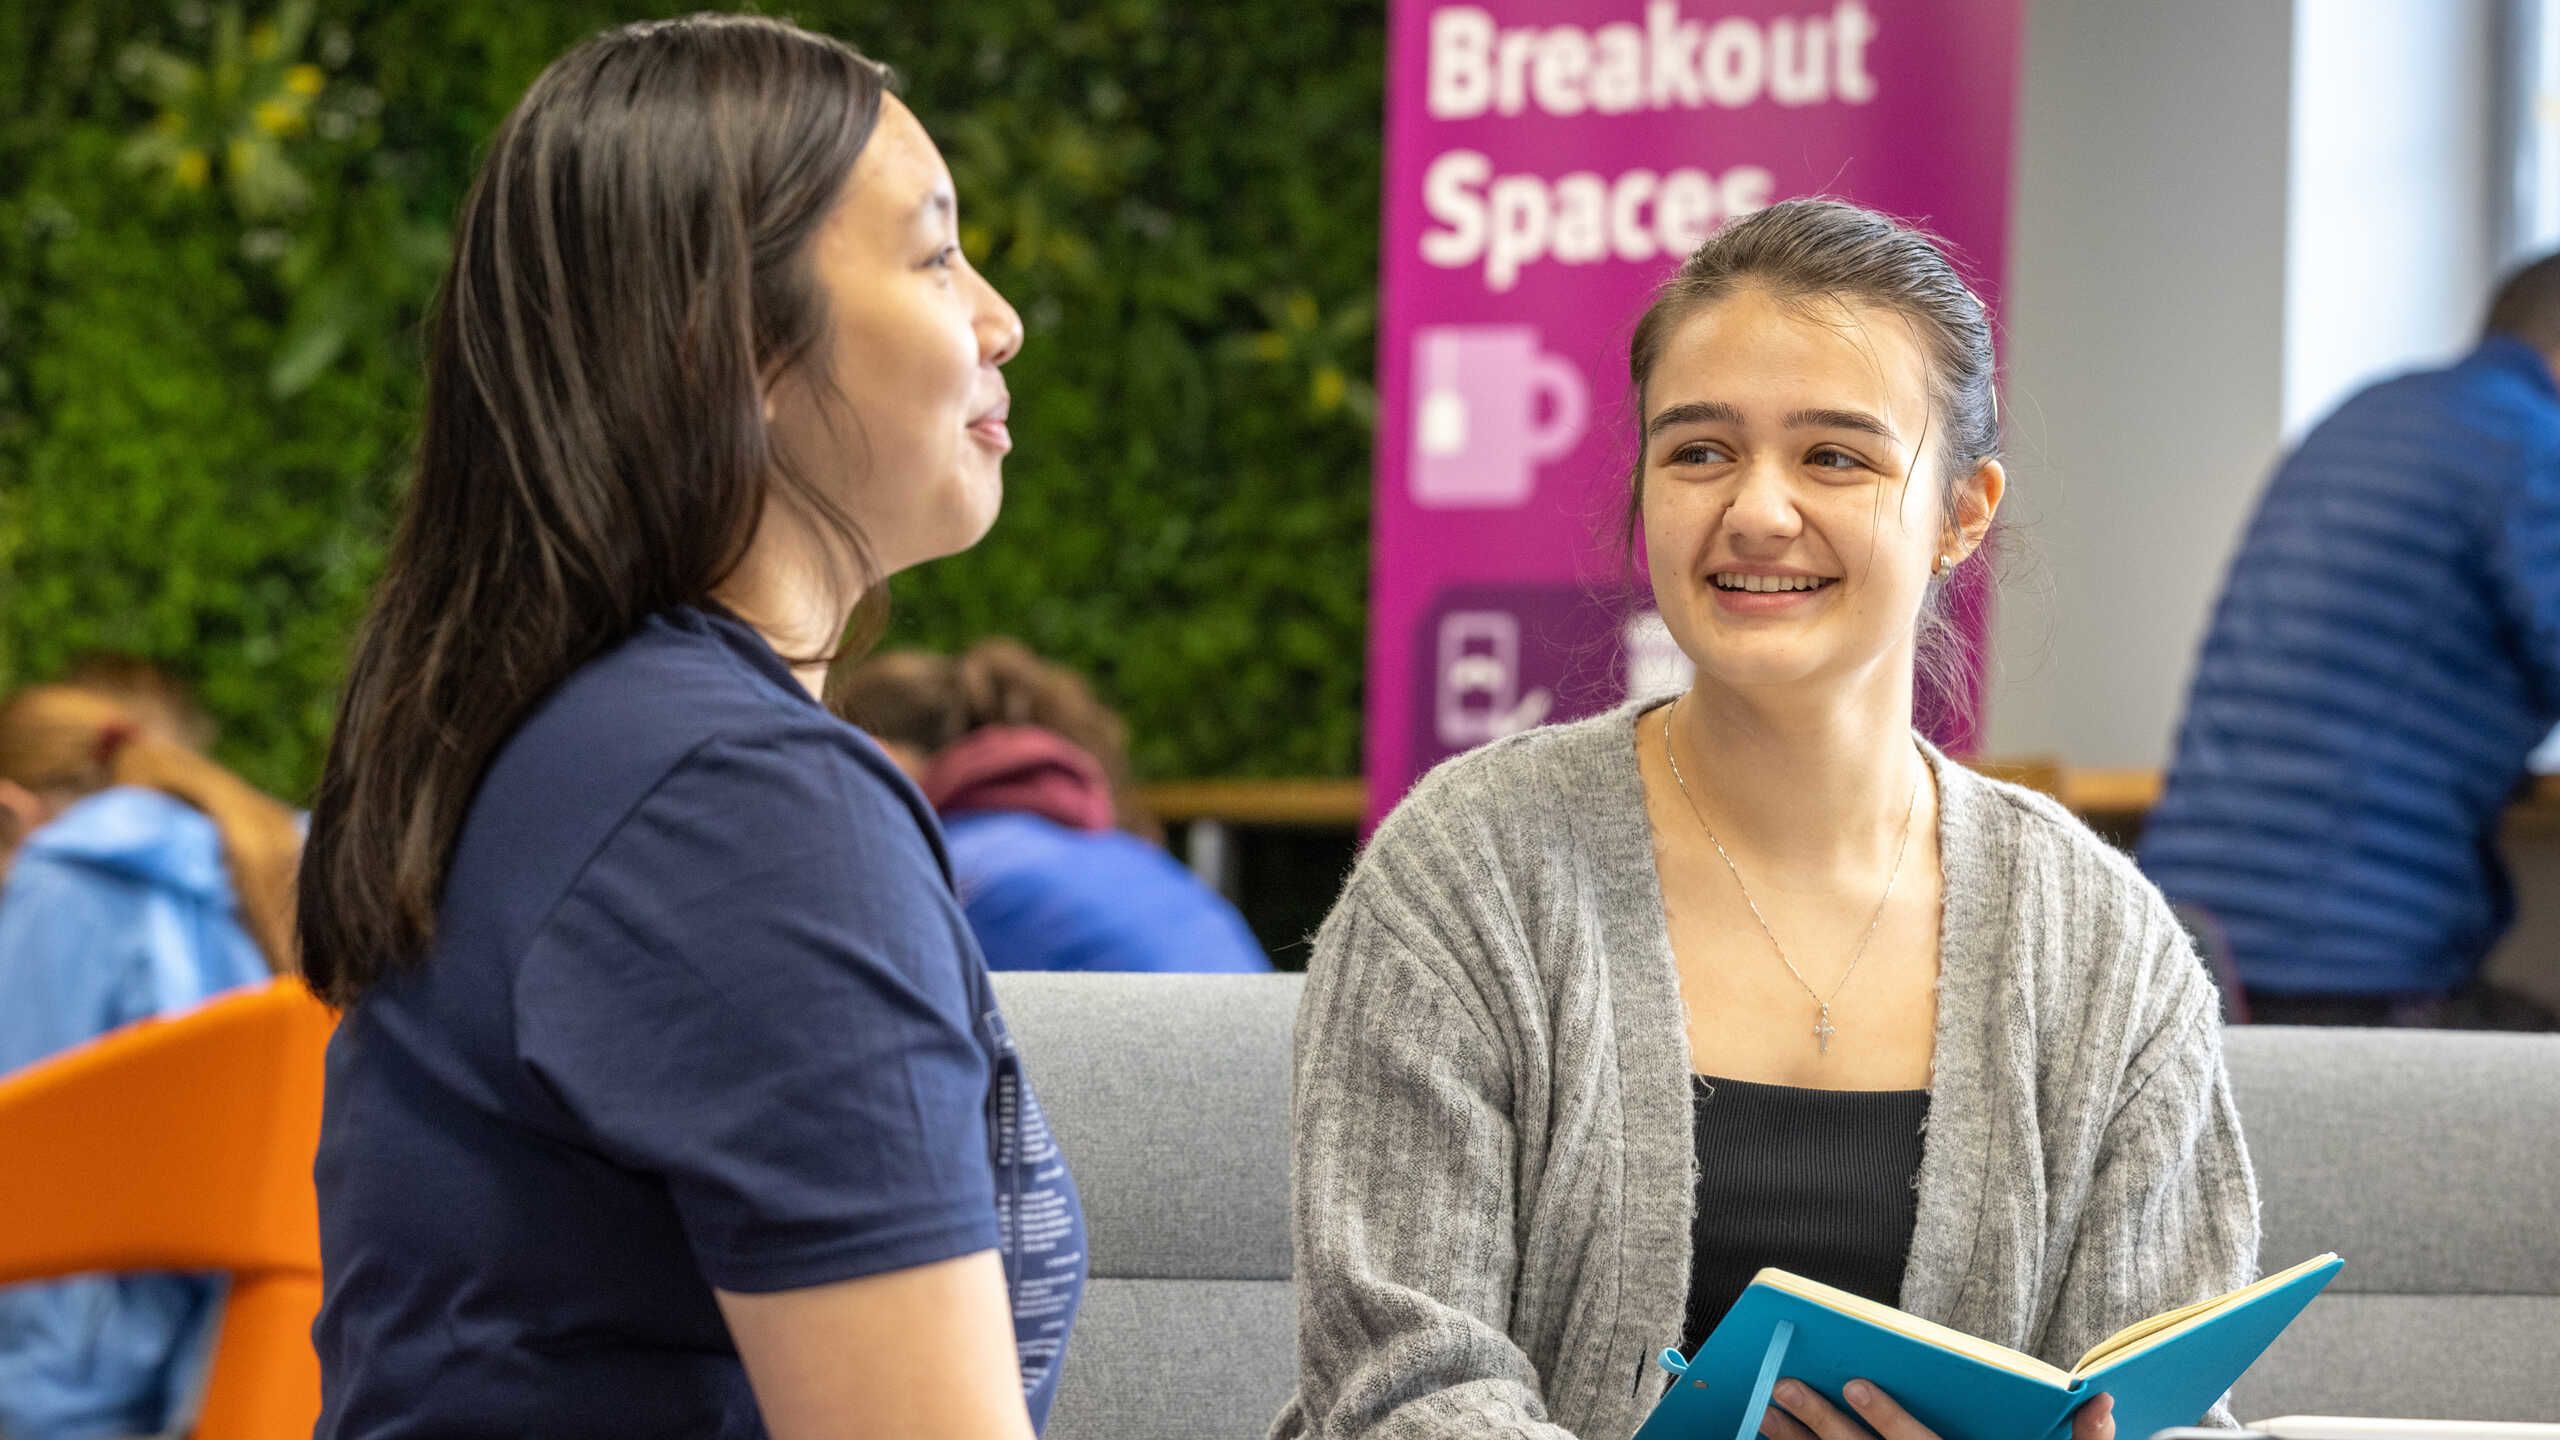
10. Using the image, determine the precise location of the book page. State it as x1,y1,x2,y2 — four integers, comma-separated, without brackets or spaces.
2071,1254,2341,1375
1754,1269,2077,1388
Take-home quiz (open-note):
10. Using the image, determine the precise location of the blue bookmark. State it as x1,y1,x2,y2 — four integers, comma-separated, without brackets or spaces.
1734,1320,1796,1440
1643,1318,1794,1440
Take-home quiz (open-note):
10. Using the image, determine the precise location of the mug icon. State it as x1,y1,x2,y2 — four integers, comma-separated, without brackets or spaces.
1410,325,1589,509
1435,610,1555,746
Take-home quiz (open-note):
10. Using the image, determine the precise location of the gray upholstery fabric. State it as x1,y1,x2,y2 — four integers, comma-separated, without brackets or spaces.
2223,1027,2560,1421
1047,1279,1300,1439
2231,1295,2560,1422
994,973,1295,1283
2226,1028,2560,1294
996,975,2560,1438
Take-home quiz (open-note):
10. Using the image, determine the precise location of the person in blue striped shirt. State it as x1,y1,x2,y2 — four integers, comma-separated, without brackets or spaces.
2141,253,2560,1029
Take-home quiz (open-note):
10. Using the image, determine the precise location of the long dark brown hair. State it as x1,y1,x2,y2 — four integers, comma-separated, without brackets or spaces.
299,15,890,1005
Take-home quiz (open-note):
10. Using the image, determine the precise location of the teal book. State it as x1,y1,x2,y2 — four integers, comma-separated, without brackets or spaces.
1635,1253,2344,1440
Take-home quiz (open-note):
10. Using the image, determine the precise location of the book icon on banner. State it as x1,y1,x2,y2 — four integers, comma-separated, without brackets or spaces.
1411,325,1588,508
1636,1254,2343,1440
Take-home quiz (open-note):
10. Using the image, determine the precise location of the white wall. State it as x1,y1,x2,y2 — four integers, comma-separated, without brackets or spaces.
1986,1,2295,766
2284,0,2500,440
1988,0,2506,768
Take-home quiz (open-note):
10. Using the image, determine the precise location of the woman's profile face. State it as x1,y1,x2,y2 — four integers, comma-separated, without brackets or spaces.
1640,285,1992,702
767,94,1024,581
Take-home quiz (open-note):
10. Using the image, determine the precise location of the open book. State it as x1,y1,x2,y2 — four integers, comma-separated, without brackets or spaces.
1634,1254,2343,1440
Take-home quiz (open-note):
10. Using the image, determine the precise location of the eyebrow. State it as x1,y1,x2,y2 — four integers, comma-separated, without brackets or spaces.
1644,401,1898,442
1787,407,1898,441
912,189,954,223
1645,401,1743,438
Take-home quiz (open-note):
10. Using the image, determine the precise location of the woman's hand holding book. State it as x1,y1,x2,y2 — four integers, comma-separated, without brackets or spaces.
1760,1376,2118,1440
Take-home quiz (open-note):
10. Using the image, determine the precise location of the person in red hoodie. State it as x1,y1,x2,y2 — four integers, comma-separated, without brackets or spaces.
841,641,1271,974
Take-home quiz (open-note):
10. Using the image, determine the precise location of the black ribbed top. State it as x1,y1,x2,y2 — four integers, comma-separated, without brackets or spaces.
1681,1072,1931,1353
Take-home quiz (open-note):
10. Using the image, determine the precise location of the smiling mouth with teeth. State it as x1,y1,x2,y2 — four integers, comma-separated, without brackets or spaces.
1711,574,1838,593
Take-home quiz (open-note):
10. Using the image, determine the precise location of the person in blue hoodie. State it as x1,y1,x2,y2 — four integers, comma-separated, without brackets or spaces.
2142,251,2560,1029
841,641,1272,974
0,682,300,1440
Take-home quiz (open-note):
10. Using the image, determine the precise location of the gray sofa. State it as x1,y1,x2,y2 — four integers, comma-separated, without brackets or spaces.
993,972,2560,1438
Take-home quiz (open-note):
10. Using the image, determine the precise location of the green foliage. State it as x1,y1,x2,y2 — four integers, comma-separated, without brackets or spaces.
2,3,427,794
0,0,1381,797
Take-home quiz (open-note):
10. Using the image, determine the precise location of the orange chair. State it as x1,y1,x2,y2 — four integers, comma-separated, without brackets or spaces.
0,979,335,1439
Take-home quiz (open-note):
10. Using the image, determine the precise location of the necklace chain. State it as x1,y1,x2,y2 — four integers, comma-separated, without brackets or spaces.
1660,699,1920,1055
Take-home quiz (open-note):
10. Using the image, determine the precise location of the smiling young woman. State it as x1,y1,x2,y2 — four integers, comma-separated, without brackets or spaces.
1275,200,2259,1440
295,17,1076,1440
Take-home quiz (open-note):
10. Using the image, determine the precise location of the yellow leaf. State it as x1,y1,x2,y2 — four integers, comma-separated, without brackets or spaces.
1312,365,1346,413
286,64,325,98
249,22,279,59
1251,332,1288,361
1286,292,1318,330
174,149,210,188
253,98,305,136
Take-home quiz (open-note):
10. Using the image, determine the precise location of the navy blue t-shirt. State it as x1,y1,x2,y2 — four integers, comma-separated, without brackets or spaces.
312,605,1086,1438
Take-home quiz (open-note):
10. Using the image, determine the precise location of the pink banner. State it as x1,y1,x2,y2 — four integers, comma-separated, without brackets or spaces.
1366,0,2026,824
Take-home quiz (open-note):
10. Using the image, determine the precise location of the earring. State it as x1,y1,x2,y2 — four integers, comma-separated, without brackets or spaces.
1932,553,1954,576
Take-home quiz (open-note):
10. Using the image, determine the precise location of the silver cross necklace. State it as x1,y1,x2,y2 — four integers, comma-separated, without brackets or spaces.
1660,698,1920,1056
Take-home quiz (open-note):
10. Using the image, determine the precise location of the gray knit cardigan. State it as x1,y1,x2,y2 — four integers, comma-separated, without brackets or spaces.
1271,699,2261,1440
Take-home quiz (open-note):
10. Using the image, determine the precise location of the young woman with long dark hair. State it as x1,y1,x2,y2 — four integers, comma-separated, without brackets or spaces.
297,16,1080,1438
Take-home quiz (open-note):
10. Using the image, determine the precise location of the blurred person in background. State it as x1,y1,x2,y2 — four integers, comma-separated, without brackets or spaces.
58,654,221,755
2140,252,2560,1030
0,683,300,1440
840,640,1272,974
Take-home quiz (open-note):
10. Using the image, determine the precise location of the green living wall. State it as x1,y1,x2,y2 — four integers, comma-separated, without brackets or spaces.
0,0,1381,798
